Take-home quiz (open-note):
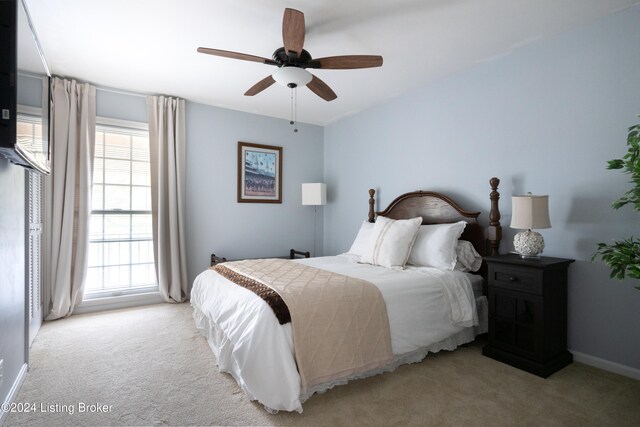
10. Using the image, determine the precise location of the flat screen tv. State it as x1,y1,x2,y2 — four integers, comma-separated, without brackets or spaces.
0,0,50,174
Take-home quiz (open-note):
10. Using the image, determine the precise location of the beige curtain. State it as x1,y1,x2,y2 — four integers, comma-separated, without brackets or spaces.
46,77,96,320
146,95,188,303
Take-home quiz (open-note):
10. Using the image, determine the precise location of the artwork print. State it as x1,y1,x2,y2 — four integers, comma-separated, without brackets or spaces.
237,142,282,203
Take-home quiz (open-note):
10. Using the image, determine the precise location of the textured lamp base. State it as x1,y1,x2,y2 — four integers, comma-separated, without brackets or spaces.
513,229,545,258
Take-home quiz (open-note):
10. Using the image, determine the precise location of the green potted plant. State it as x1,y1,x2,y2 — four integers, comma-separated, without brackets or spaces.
593,117,640,290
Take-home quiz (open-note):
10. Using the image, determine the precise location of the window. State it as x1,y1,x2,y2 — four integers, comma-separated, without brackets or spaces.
16,111,48,169
86,120,156,297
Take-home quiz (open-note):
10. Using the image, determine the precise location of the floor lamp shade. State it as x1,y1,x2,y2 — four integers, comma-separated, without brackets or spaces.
510,194,551,258
302,183,326,206
302,183,326,257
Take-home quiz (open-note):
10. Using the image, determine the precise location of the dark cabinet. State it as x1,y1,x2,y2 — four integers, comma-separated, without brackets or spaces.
482,254,574,377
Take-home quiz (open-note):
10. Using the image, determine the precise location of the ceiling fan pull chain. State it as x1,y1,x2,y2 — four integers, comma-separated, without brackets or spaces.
289,86,298,133
294,88,298,133
290,87,295,127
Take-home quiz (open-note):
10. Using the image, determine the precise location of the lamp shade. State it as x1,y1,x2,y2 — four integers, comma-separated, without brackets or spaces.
273,66,312,88
302,183,326,206
510,194,551,230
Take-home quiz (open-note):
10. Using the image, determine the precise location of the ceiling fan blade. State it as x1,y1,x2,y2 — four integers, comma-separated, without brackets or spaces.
244,75,276,96
307,75,337,102
309,55,383,69
282,8,305,58
197,47,277,65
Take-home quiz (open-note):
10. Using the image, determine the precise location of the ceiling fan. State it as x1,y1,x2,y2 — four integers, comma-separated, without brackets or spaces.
197,8,383,102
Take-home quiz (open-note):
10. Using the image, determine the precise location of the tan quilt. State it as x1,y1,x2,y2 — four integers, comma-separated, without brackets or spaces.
217,258,393,394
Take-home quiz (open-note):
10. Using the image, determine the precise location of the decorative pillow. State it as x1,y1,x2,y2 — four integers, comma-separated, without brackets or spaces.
360,216,422,270
407,221,467,270
346,221,375,257
454,240,483,272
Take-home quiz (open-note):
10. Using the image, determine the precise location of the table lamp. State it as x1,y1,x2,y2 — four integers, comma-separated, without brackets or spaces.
510,193,551,258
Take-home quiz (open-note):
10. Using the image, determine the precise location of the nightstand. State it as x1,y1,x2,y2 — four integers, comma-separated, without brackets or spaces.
482,254,574,378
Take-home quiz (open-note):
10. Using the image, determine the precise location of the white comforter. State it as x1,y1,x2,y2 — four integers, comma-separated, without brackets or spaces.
191,254,482,413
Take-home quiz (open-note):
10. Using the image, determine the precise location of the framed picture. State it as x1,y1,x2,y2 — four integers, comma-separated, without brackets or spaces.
237,141,283,203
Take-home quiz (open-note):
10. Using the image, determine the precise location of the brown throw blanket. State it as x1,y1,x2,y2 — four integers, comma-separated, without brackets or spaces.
212,258,393,394
213,264,291,324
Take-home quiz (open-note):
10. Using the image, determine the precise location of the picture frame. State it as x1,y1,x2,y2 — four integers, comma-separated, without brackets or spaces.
237,141,283,203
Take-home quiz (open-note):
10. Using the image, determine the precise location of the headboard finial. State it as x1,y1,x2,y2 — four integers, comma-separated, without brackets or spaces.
368,189,376,223
488,177,502,256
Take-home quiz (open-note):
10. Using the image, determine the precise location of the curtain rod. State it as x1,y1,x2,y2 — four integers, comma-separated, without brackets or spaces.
50,75,156,99
94,84,149,99
59,78,178,100
21,71,182,101
18,72,147,98
91,83,182,101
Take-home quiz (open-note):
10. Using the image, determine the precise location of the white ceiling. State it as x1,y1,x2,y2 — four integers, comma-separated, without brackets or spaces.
19,0,640,126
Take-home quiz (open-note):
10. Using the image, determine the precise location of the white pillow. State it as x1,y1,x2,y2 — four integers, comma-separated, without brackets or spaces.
454,240,483,272
360,216,422,270
346,221,375,257
407,221,467,270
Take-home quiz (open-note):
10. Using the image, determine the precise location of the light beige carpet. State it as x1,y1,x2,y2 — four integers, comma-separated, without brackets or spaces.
4,303,640,427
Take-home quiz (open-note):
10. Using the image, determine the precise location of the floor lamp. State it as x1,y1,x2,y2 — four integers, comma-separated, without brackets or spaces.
302,183,326,257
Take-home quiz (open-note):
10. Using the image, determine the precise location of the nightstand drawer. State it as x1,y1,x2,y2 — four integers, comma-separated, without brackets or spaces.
489,265,542,295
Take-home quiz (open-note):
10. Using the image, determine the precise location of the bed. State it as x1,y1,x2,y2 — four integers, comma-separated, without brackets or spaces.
191,178,502,413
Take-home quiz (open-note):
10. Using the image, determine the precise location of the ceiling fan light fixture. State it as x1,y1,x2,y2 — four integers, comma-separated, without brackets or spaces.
272,66,312,88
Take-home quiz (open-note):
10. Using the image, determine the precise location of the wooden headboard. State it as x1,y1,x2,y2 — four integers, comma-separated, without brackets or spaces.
367,177,502,257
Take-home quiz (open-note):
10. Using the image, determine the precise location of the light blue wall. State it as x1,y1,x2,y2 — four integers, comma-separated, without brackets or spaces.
185,103,324,283
324,5,640,370
96,88,147,123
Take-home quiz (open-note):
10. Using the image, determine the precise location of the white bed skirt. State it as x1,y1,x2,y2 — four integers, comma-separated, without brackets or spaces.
192,295,487,413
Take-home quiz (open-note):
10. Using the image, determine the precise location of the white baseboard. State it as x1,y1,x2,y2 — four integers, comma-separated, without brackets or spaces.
571,350,640,380
74,291,164,315
0,363,28,426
